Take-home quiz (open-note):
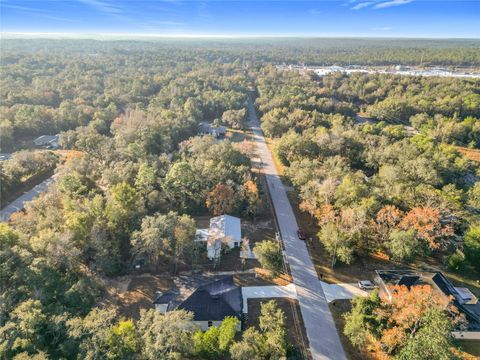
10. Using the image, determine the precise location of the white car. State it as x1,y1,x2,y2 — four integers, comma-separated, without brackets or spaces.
358,280,377,290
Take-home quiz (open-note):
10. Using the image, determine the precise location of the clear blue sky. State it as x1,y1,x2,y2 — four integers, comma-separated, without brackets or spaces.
1,0,479,38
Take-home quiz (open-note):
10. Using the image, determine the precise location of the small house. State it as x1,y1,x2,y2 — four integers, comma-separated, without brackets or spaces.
196,215,242,260
33,135,59,149
153,290,178,313
198,122,227,138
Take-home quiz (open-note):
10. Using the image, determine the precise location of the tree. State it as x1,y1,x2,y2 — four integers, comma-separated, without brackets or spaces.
230,301,287,360
344,284,465,357
137,309,196,360
399,207,453,251
131,212,195,272
66,307,118,360
253,240,283,276
318,222,355,266
386,229,418,261
105,320,137,360
464,224,480,271
259,300,287,359
344,290,382,348
395,308,459,360
222,108,246,129
105,182,142,232
230,328,265,360
0,300,48,358
194,316,239,358
206,183,236,216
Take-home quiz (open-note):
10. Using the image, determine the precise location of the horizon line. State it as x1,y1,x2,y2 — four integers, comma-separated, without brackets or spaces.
2,32,479,40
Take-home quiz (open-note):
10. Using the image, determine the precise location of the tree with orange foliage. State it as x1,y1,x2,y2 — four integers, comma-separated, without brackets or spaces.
377,285,460,354
344,284,465,358
374,205,404,245
399,207,453,250
242,180,261,217
206,183,236,216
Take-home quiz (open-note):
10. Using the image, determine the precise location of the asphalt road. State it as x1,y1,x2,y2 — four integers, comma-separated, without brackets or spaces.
0,176,55,222
247,98,347,360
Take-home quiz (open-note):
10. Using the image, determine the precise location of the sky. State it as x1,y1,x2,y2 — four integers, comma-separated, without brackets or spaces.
1,0,479,38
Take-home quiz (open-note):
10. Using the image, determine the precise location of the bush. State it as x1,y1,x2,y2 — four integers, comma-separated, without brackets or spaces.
464,225,480,271
445,250,466,272
253,240,283,276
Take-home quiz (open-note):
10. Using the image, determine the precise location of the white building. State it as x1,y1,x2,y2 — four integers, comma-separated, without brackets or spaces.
196,215,242,260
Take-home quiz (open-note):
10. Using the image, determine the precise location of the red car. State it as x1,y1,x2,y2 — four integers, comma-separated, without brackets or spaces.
297,229,307,240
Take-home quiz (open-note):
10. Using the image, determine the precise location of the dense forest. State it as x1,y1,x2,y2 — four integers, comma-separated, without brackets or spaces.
1,39,479,359
256,66,479,266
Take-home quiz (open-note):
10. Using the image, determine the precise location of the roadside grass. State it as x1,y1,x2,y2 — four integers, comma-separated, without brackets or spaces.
264,136,289,178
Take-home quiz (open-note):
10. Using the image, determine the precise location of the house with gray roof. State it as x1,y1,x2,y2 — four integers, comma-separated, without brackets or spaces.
198,122,227,138
154,276,243,331
33,135,59,148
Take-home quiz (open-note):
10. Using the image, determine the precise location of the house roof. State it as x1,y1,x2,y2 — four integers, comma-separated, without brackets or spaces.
154,291,178,305
34,135,58,144
177,276,243,321
198,122,227,135
209,215,241,242
376,270,480,329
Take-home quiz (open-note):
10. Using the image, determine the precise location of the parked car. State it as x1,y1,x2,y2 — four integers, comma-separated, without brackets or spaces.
297,228,307,240
358,280,377,290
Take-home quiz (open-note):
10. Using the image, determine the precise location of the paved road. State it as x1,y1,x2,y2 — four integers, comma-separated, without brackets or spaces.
0,176,55,222
247,98,347,360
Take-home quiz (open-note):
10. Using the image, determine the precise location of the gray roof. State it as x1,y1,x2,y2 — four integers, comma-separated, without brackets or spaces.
177,276,242,321
154,291,178,305
34,135,58,145
198,122,227,135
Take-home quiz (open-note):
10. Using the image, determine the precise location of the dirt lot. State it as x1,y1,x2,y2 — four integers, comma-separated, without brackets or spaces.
101,273,174,320
245,297,311,360
233,271,293,287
